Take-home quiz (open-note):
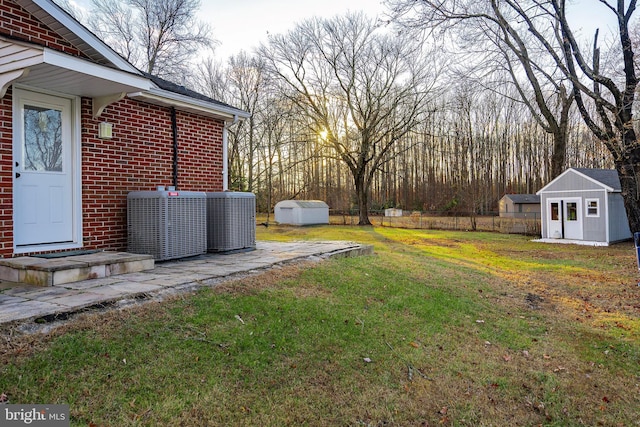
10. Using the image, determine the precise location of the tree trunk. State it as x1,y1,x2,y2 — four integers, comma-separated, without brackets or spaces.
354,172,372,225
550,130,567,179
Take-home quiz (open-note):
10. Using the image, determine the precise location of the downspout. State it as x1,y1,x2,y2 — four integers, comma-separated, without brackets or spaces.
171,107,178,189
222,114,239,191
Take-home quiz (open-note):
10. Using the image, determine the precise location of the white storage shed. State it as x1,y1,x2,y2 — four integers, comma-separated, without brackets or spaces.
274,200,329,225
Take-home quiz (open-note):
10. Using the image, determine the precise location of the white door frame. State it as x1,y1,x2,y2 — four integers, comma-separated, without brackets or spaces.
546,196,583,240
546,198,564,239
12,86,82,253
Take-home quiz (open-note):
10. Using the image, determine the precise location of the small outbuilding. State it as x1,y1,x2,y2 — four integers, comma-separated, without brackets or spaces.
385,208,403,217
499,194,541,218
536,168,631,245
274,200,329,226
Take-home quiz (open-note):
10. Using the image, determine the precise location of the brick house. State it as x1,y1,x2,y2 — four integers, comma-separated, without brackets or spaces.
0,0,249,258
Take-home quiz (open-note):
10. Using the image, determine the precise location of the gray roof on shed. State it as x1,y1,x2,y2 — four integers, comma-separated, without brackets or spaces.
572,168,621,191
537,168,622,194
503,194,540,204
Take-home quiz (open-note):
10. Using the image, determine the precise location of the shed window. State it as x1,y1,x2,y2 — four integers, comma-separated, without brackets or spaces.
550,202,559,221
566,202,578,221
586,199,599,217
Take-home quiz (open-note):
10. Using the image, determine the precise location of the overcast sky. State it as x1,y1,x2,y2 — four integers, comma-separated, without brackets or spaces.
202,0,386,60
69,0,620,62
203,0,618,61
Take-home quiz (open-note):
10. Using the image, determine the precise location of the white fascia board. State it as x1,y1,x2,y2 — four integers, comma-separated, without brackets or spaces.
43,48,151,90
23,0,140,74
129,88,251,121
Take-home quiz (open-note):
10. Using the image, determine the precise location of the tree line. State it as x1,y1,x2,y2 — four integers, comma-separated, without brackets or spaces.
59,0,637,227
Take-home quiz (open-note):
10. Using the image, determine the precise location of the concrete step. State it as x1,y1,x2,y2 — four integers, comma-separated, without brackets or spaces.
0,252,155,287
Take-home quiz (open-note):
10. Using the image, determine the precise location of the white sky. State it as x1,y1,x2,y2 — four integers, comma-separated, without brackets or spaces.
203,0,386,60
69,0,620,62
204,0,617,61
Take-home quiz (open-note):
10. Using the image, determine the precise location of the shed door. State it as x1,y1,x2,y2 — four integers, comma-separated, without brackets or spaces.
13,89,77,248
547,199,563,238
563,198,583,240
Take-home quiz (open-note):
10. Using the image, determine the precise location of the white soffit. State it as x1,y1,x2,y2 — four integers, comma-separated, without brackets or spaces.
0,37,151,99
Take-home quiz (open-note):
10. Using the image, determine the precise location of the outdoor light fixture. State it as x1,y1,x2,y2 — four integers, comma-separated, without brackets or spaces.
98,122,113,139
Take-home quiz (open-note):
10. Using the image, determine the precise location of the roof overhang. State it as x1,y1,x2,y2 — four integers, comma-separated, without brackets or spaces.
1,36,249,121
1,37,151,116
14,0,140,72
128,88,251,122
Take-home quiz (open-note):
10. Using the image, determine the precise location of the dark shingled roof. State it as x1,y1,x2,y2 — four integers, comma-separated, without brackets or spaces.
504,194,540,204
142,72,238,110
572,168,621,191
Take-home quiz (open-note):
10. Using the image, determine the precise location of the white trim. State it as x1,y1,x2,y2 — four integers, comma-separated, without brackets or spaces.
585,198,600,218
43,49,151,90
539,188,613,194
15,0,141,74
12,87,82,253
128,88,250,121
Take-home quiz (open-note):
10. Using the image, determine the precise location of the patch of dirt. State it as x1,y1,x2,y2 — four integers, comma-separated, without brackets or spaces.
524,293,544,309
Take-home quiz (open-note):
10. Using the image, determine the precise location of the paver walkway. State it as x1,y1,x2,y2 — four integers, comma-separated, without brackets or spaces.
0,241,372,326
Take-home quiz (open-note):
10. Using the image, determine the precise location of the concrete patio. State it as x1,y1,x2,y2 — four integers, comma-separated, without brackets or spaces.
0,241,373,326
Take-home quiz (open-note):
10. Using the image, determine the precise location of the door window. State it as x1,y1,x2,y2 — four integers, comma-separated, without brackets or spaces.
23,105,63,172
566,202,578,221
550,202,559,220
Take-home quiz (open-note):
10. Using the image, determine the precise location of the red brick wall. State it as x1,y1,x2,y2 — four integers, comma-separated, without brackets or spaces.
0,0,84,57
0,88,13,257
0,0,226,256
82,98,224,252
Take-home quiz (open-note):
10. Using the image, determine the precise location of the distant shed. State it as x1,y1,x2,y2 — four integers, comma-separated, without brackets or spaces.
499,194,541,218
274,200,329,225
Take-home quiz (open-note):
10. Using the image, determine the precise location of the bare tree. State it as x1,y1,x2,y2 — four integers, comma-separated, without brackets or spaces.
261,12,438,225
387,0,574,179
88,0,214,80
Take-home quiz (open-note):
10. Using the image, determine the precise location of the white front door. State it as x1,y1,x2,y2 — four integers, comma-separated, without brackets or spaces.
13,88,77,249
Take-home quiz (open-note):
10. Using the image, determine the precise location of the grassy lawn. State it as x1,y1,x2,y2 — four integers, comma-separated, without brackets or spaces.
1,225,639,426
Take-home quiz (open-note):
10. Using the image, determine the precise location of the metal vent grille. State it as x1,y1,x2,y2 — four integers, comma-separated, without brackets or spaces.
206,192,256,252
127,191,207,261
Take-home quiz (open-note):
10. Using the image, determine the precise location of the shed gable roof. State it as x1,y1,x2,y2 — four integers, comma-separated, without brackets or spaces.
536,168,620,195
502,194,540,204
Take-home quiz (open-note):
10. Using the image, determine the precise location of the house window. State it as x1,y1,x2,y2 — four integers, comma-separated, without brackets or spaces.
566,202,578,221
586,199,599,217
550,202,559,221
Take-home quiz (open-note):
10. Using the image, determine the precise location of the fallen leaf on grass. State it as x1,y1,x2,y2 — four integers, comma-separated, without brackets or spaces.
0,392,8,403
439,406,448,415
409,341,420,348
503,354,512,362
